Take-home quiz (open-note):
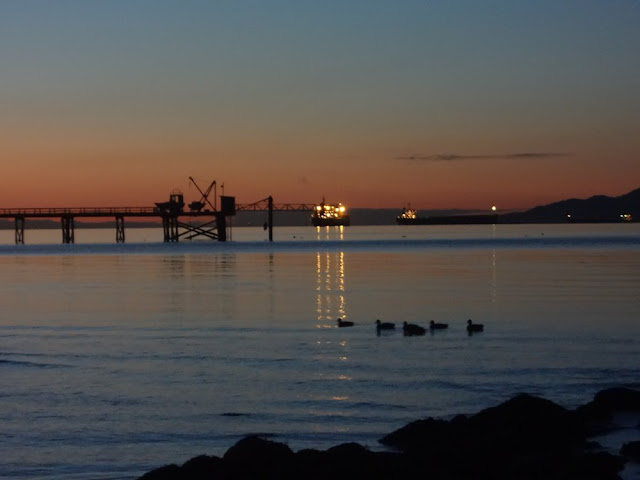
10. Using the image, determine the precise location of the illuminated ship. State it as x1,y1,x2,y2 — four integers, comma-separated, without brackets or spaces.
396,206,498,225
311,200,350,226
397,207,418,223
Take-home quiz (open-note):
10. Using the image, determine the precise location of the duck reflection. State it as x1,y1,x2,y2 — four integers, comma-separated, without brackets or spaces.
315,249,347,328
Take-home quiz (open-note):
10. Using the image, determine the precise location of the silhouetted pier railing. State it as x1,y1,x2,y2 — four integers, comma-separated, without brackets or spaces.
0,207,158,218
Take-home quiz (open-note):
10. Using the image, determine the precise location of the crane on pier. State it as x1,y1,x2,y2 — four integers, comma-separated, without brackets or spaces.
188,177,216,212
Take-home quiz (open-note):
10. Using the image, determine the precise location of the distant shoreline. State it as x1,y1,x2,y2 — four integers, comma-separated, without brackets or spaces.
0,210,636,231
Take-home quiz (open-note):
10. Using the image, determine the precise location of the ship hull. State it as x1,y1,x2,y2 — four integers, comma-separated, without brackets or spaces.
397,214,498,225
312,216,351,227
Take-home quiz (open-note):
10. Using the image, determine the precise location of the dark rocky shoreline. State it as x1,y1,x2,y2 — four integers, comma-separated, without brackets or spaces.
139,387,640,480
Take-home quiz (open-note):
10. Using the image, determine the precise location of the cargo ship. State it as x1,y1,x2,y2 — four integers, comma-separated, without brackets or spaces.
396,207,498,225
396,207,419,223
311,200,351,226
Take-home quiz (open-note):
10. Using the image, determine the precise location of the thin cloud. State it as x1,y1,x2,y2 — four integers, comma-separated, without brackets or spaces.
396,152,572,162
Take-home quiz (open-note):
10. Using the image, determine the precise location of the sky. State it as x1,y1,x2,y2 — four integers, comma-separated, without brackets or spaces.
1,0,639,211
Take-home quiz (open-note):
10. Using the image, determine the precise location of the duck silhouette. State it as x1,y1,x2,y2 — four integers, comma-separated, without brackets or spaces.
429,320,449,330
466,319,484,333
402,321,426,336
337,318,354,328
375,319,395,330
375,319,395,336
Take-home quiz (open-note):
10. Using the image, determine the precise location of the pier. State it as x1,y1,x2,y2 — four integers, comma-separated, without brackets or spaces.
0,194,317,245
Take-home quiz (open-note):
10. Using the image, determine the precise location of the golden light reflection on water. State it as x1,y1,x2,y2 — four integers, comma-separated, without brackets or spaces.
491,224,497,304
312,232,353,403
315,237,346,328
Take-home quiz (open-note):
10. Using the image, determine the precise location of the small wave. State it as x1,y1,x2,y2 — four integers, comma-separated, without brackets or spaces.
0,358,66,369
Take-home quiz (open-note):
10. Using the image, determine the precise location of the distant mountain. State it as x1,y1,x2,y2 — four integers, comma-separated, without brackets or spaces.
501,188,640,223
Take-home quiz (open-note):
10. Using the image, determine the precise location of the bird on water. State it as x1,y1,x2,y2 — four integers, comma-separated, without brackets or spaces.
337,318,354,328
375,319,395,330
402,321,426,336
466,319,484,333
429,320,449,330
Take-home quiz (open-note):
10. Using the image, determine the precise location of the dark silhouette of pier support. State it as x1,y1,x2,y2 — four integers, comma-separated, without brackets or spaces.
115,215,125,243
15,217,25,244
161,215,180,243
61,215,75,244
268,195,273,242
216,214,227,242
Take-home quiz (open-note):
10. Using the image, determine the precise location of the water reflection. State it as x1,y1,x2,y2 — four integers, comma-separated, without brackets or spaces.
491,224,497,304
491,247,497,304
156,253,239,322
315,225,345,242
313,240,352,406
315,249,347,327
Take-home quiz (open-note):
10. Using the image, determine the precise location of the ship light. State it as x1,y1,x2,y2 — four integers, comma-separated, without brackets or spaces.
316,206,322,211
339,205,346,213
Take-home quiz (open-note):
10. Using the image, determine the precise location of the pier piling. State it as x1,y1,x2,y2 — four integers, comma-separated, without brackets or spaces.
61,215,75,244
268,196,273,242
115,215,125,243
15,217,25,244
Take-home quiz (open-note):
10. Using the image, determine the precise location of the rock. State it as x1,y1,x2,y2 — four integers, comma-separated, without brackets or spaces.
137,464,180,480
294,449,332,479
325,443,384,478
222,435,295,479
578,387,640,421
467,393,585,454
621,440,640,460
379,415,468,456
595,387,640,410
381,394,587,478
381,394,583,457
559,452,626,480
295,443,404,480
181,455,223,479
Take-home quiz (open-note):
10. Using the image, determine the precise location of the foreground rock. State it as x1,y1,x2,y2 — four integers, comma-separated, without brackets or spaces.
577,387,640,425
139,388,640,480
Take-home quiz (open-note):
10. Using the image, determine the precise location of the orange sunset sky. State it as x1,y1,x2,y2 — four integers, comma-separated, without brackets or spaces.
1,1,639,211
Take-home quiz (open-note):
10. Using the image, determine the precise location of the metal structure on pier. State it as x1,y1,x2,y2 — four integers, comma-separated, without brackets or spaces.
236,196,316,242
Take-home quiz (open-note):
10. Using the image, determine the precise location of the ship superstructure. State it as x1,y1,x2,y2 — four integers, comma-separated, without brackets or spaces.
311,200,350,226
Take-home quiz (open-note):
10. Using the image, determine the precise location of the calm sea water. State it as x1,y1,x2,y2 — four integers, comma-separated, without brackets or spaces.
1,224,639,479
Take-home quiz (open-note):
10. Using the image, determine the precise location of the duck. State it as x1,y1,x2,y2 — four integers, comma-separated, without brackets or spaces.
375,319,395,336
429,320,449,330
336,318,354,328
402,321,426,336
466,319,484,333
375,319,395,330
